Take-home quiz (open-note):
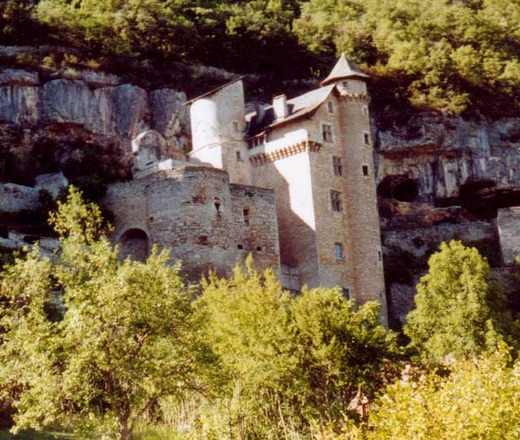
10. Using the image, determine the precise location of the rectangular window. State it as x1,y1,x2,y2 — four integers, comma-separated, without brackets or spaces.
322,123,333,142
363,106,369,116
236,150,242,161
327,101,334,113
332,156,343,176
335,243,344,261
233,121,239,132
330,191,343,212
364,132,371,145
362,165,369,176
342,287,350,299
243,208,250,225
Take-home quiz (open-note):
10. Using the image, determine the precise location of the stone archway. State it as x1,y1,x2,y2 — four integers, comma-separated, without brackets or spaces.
119,228,149,262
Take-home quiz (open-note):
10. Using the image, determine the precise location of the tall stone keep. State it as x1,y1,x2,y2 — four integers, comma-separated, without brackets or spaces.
189,55,387,323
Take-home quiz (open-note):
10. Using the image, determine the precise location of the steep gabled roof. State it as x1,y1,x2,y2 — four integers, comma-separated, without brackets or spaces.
247,84,336,136
320,54,369,86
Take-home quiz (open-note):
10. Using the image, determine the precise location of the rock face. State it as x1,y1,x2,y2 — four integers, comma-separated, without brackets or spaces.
375,112,520,204
0,68,190,184
374,112,520,325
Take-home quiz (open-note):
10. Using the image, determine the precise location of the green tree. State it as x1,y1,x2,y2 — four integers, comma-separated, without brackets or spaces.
0,187,210,440
367,349,520,440
199,259,399,437
405,240,515,362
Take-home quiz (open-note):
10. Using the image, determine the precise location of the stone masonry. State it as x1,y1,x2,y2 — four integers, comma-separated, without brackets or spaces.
188,55,388,323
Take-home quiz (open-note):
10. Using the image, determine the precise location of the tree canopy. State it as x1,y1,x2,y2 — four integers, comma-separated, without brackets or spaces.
1,0,518,116
404,240,517,362
0,188,212,440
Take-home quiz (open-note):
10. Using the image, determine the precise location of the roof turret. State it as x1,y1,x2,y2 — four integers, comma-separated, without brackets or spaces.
320,54,369,86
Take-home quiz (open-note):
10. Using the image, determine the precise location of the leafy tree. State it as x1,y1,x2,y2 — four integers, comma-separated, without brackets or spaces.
199,259,399,437
294,0,520,115
405,240,516,362
367,349,520,440
0,187,211,440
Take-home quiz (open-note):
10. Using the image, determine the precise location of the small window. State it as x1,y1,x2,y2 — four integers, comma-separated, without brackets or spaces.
335,243,344,261
233,121,239,132
327,101,334,113
342,287,350,299
322,123,333,142
243,208,250,225
332,156,343,176
256,246,263,251
364,133,371,145
237,244,244,250
363,106,369,116
214,197,222,219
342,81,348,88
236,150,242,161
362,165,369,176
330,191,343,212
378,249,382,262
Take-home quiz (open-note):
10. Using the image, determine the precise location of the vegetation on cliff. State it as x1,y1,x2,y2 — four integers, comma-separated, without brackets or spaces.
1,0,519,116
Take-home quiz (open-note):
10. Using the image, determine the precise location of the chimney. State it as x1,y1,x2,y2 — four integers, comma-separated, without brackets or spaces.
273,94,288,121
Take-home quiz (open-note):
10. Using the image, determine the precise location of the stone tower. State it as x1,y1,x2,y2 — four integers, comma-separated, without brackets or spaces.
188,78,250,185
188,56,388,323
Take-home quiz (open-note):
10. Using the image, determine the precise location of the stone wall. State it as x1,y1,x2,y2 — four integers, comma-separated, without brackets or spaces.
103,165,279,281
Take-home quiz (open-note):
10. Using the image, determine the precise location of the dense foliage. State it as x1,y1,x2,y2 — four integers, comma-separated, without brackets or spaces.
1,0,519,115
200,261,399,437
405,240,517,362
0,188,212,440
368,349,520,440
1,192,520,438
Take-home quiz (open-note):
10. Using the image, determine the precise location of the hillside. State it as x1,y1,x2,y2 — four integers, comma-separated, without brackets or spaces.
2,0,519,117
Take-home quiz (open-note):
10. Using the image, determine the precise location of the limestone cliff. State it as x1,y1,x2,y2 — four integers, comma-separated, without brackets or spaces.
0,67,190,185
373,112,520,325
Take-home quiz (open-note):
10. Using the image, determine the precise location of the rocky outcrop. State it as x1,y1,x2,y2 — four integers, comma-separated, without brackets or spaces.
375,112,520,325
374,112,520,206
0,67,190,183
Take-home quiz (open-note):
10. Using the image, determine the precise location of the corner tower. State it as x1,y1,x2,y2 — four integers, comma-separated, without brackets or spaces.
323,54,386,314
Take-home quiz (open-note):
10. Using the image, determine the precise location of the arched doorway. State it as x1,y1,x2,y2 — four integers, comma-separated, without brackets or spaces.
119,229,149,262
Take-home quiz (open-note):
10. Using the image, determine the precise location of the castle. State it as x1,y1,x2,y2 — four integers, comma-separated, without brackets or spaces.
103,55,387,320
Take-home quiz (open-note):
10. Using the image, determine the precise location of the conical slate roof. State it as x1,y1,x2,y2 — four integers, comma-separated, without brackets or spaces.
320,54,369,86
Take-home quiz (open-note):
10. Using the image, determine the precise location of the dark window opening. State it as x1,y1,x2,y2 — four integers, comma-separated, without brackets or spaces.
364,133,371,145
378,250,382,261
198,235,208,245
236,150,242,161
333,156,343,176
322,123,333,142
330,191,343,212
237,244,244,250
362,165,369,176
342,287,350,299
243,208,250,225
256,246,263,251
